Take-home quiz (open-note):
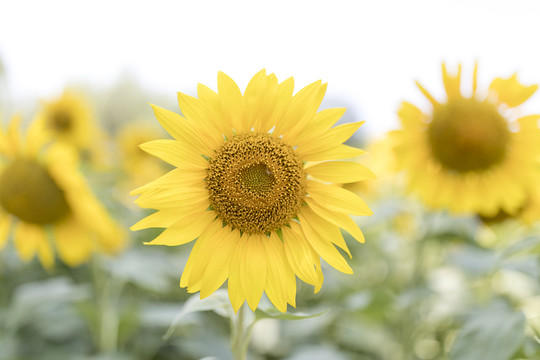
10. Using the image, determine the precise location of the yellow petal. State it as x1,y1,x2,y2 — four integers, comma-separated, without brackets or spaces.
296,122,364,156
218,71,246,132
489,74,538,108
299,206,351,258
180,219,223,289
6,115,22,157
139,139,207,168
298,144,367,161
398,102,426,130
415,81,439,107
265,77,294,133
295,108,347,147
199,227,240,299
298,210,353,274
307,180,373,216
304,161,375,183
442,63,462,100
150,104,214,156
305,197,365,243
14,222,53,268
228,234,248,313
517,115,540,131
54,217,93,267
134,186,209,209
274,80,324,137
131,168,206,196
197,83,234,139
281,82,328,144
241,233,268,311
282,223,323,288
130,209,183,231
177,92,225,145
144,210,215,246
262,232,296,312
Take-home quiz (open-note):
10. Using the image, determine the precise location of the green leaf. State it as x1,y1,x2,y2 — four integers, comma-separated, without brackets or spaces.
449,299,526,360
162,290,232,340
255,308,327,321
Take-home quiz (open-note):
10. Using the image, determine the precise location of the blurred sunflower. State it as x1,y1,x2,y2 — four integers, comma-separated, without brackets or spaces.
390,64,540,217
117,121,169,189
36,90,104,161
132,70,374,312
0,116,125,268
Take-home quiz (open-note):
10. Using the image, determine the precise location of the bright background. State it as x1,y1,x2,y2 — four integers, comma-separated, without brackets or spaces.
2,0,540,138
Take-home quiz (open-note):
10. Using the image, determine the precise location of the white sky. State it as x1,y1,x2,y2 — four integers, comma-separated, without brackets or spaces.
1,0,540,138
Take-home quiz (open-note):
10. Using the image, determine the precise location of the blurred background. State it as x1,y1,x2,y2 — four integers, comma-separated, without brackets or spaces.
1,1,540,359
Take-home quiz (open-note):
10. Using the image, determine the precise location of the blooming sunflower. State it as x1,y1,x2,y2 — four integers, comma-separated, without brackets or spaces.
0,116,125,268
36,90,104,160
131,70,374,312
390,63,540,217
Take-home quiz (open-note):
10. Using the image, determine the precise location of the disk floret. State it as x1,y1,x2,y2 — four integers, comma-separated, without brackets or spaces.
428,98,510,172
206,133,306,234
0,159,70,224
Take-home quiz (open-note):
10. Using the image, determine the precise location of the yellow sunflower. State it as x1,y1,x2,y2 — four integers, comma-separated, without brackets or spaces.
0,116,125,269
390,63,540,217
131,70,374,312
36,89,104,161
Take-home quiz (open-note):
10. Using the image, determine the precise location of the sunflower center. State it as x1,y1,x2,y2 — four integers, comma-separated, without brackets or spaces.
206,133,306,234
428,98,510,172
0,160,71,224
49,110,72,132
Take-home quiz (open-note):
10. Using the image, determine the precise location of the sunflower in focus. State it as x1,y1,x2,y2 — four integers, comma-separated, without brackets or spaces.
0,116,125,268
131,70,374,312
36,90,104,161
390,64,540,217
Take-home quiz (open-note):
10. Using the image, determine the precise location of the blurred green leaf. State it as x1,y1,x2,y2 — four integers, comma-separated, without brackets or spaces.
255,308,327,321
449,300,526,360
162,290,231,340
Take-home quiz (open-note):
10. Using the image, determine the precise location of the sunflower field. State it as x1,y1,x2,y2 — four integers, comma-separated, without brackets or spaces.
1,2,540,360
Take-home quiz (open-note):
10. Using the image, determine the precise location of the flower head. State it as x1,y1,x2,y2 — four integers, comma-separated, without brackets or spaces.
390,63,540,217
36,90,105,161
0,116,125,268
132,70,374,312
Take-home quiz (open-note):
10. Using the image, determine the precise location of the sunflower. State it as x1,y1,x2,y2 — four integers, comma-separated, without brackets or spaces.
390,63,540,217
36,89,104,161
0,116,125,268
131,70,374,312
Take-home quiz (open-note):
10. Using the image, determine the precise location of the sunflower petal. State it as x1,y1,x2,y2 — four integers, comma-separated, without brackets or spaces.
305,197,365,243
304,161,376,183
200,227,240,299
144,210,215,246
307,180,373,216
54,217,93,267
241,234,268,311
296,121,364,156
298,210,353,275
489,74,538,108
263,232,296,312
282,223,323,288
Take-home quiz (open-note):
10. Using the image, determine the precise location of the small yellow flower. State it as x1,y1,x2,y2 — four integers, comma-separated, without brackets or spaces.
36,90,105,161
131,70,374,312
0,116,125,268
390,63,540,217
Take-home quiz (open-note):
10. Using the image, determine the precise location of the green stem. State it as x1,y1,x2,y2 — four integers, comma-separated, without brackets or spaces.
231,304,251,360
